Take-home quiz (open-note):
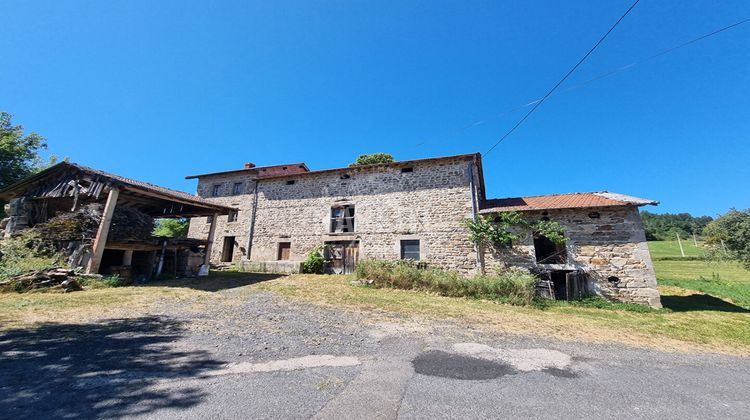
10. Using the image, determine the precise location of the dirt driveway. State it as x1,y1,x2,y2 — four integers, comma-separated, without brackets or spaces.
1,282,749,419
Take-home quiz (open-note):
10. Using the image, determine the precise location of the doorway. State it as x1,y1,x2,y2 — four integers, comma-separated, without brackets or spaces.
325,241,359,274
221,236,235,262
550,270,587,300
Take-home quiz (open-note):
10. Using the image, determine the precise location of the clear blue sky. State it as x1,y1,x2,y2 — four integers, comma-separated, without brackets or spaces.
2,1,748,216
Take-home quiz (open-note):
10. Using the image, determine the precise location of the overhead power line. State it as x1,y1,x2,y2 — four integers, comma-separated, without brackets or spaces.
484,0,641,157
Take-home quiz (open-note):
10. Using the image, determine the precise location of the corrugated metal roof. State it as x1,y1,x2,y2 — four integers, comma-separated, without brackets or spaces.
479,192,658,213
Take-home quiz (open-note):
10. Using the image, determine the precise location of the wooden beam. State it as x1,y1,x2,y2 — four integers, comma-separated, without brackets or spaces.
86,188,120,274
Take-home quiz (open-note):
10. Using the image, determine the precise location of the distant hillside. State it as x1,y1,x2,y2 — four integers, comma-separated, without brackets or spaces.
640,211,713,241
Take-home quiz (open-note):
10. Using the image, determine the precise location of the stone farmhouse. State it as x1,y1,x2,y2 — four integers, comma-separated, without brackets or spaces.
186,153,661,308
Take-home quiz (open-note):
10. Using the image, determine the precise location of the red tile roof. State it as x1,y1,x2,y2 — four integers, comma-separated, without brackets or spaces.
479,192,657,213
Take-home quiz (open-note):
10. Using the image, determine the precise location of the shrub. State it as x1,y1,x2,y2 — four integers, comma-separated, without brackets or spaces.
0,231,63,280
355,260,539,306
301,246,326,274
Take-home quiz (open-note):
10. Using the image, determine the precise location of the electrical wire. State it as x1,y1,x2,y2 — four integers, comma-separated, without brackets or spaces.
483,0,641,156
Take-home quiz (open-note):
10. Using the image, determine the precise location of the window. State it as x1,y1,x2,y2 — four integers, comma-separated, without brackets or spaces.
534,234,567,264
211,184,222,197
206,215,214,224
227,210,238,223
277,242,291,260
330,205,355,233
232,182,243,195
286,180,296,185
400,240,420,260
401,167,414,173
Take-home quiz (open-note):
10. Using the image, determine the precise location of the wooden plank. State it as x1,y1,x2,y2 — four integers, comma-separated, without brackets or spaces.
85,188,120,274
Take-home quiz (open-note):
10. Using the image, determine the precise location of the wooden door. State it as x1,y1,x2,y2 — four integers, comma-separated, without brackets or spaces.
565,272,585,300
277,242,291,260
325,241,359,274
343,243,359,274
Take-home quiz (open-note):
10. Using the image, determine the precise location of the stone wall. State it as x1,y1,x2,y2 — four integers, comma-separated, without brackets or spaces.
186,172,258,263
188,156,481,273
481,206,661,307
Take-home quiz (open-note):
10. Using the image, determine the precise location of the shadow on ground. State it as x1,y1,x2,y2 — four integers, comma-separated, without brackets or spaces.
147,272,284,292
0,316,224,419
661,294,750,313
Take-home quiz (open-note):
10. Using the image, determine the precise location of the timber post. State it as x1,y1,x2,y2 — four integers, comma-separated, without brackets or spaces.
86,187,120,274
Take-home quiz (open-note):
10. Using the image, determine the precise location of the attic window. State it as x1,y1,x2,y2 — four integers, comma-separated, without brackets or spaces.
401,167,414,173
286,180,296,185
340,174,351,180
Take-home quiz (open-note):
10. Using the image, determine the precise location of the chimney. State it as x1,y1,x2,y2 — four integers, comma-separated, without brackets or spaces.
244,162,256,169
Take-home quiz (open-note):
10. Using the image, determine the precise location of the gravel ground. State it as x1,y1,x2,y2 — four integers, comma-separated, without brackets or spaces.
1,289,748,419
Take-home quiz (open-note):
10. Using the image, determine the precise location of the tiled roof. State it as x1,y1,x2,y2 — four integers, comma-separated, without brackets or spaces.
185,163,309,180
479,192,657,213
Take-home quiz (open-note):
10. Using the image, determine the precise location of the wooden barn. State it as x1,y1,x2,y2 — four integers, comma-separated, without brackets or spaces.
0,162,234,279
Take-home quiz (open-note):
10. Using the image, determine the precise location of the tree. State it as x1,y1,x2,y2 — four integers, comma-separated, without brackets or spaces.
153,218,189,238
703,209,750,269
349,153,395,167
0,112,47,190
640,211,713,241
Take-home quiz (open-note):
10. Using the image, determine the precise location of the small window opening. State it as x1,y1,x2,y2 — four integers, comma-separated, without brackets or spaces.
221,236,235,262
206,215,214,224
400,240,420,260
401,167,414,173
330,205,355,233
227,210,238,223
286,180,296,185
211,184,222,197
277,242,291,260
534,234,566,264
282,166,288,170
232,182,243,195
607,276,621,285
588,212,601,219
340,173,351,180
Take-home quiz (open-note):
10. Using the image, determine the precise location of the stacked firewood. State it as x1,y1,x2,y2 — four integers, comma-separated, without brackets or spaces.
0,268,83,293
34,203,155,243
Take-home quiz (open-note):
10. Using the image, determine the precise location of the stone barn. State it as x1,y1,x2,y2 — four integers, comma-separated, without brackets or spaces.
186,153,662,307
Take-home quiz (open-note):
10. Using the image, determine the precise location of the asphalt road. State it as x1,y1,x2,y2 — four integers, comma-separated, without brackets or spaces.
1,291,748,419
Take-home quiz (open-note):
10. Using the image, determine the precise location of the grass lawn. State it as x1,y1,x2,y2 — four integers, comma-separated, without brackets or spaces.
648,239,706,258
649,240,750,309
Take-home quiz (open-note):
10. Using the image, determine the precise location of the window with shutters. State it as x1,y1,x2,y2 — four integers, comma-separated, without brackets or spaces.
400,240,420,260
330,205,355,233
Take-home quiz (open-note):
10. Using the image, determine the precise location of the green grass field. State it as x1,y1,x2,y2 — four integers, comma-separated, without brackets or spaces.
647,239,706,258
649,241,750,309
